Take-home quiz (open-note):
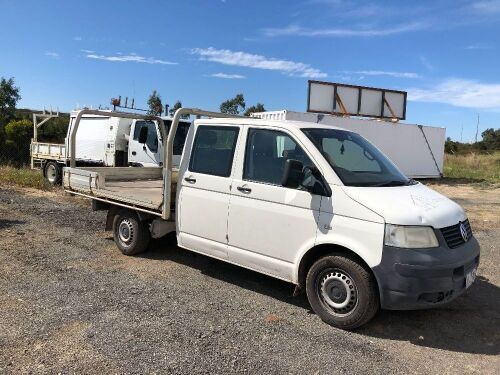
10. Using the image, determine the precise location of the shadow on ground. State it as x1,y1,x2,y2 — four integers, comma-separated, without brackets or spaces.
0,219,26,229
359,276,500,355
131,235,499,356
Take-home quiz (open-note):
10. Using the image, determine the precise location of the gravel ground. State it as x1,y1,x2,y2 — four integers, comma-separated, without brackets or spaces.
0,183,498,374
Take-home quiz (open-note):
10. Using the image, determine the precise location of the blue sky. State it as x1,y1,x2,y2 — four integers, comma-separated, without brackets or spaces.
1,0,499,141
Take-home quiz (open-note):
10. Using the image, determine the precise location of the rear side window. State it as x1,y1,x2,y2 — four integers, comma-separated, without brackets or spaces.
189,126,239,177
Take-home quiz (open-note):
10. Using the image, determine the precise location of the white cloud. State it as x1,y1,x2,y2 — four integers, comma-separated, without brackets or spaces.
190,47,327,78
80,49,95,53
45,51,59,58
408,78,500,110
464,44,495,50
349,70,420,79
211,73,246,79
261,22,426,38
471,0,500,14
85,53,177,65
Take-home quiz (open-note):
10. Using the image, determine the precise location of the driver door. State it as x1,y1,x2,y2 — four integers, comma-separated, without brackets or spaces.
227,127,322,279
129,120,162,167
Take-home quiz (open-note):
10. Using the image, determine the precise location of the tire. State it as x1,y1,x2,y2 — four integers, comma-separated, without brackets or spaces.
305,254,379,330
112,210,150,255
44,161,61,185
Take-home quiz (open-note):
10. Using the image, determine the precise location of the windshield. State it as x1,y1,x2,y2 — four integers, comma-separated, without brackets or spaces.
302,128,412,187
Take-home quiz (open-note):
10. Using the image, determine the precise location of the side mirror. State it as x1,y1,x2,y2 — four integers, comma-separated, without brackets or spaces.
281,159,304,188
138,126,148,144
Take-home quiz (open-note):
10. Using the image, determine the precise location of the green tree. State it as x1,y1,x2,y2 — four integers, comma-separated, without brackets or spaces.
444,137,458,154
147,90,163,116
169,100,190,119
0,77,21,127
244,103,265,117
0,77,21,158
220,94,245,115
481,128,500,150
4,119,32,165
37,115,70,143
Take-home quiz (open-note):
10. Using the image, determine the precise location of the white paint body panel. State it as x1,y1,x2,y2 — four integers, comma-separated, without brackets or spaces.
252,110,445,178
342,182,466,228
178,173,233,259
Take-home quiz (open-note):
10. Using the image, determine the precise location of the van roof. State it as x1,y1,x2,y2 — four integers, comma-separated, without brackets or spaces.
196,117,349,132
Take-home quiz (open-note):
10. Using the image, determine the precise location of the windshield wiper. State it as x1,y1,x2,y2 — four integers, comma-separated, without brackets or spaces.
373,180,409,187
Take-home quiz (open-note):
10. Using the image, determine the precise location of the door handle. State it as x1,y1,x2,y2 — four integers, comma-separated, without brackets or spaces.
184,177,197,184
237,186,252,193
132,151,136,155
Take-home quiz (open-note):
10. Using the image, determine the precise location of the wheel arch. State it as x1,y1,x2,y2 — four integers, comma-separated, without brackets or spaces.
105,206,154,231
296,244,380,295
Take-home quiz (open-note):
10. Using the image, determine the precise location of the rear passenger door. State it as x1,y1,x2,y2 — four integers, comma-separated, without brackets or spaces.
227,127,322,280
178,125,240,259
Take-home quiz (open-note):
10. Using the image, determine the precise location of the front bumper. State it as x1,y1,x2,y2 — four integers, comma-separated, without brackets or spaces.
372,233,480,310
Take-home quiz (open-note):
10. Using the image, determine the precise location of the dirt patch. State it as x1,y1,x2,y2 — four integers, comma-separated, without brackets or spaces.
425,182,500,231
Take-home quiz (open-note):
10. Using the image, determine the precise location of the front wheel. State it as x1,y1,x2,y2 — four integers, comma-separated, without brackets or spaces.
112,210,150,255
306,255,379,330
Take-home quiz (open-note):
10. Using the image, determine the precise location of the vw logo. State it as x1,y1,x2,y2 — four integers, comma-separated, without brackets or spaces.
460,223,468,242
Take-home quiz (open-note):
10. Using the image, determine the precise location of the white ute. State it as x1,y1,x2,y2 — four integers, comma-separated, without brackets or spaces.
63,108,480,329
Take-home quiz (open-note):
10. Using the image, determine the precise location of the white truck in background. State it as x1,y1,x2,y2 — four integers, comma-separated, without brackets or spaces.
62,108,480,330
31,110,191,184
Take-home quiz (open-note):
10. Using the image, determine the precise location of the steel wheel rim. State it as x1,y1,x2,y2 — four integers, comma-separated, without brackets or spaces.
317,269,358,316
47,164,57,183
118,219,134,245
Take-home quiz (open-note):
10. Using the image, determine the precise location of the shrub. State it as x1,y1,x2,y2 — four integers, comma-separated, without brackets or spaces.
4,118,32,166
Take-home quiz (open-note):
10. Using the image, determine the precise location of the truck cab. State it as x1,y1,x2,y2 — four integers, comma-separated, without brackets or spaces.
128,118,191,168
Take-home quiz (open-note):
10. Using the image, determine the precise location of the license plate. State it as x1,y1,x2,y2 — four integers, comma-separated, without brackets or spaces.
465,267,477,289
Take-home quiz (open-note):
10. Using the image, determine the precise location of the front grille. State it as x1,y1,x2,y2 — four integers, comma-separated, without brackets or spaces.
440,219,473,249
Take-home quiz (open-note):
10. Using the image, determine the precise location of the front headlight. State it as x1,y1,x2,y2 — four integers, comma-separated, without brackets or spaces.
384,224,439,248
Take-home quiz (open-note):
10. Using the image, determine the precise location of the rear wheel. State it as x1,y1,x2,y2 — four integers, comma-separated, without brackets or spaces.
112,210,150,255
44,161,61,185
306,254,379,330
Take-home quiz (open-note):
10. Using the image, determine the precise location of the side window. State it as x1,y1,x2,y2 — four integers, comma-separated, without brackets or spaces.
243,128,312,185
133,121,146,140
134,121,158,152
145,122,158,152
189,126,239,177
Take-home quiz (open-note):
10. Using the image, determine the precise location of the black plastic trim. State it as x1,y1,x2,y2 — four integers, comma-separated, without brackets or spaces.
372,232,480,310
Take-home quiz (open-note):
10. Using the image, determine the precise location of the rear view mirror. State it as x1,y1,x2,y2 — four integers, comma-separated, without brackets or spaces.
281,159,304,188
138,126,148,144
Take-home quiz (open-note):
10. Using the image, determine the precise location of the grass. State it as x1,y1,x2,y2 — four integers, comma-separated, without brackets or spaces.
0,165,52,190
443,151,500,184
